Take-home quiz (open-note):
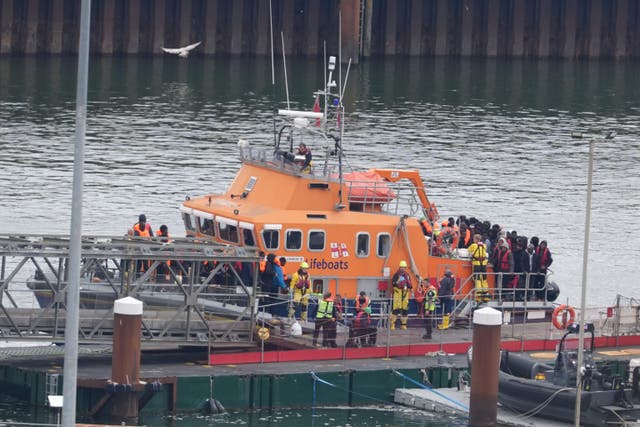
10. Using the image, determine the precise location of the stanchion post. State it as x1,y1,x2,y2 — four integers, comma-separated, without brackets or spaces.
110,296,143,423
469,306,502,426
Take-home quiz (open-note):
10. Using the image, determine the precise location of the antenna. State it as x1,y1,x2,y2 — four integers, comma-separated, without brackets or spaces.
323,42,328,129
336,10,345,210
269,0,277,146
339,9,342,106
281,32,290,110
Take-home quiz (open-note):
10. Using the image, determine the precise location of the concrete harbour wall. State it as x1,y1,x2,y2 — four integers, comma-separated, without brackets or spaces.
0,0,639,59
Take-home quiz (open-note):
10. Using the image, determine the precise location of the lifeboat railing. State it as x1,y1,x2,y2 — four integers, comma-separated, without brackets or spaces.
448,270,557,327
342,178,426,217
239,139,343,179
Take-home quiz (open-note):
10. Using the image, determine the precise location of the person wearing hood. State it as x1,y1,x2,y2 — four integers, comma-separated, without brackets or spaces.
534,240,553,289
493,237,514,300
438,269,455,318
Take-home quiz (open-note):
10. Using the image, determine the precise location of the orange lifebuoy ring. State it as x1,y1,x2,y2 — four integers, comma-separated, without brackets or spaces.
552,304,576,330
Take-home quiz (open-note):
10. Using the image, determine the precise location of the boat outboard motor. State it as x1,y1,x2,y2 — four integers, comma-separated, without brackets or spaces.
552,322,595,387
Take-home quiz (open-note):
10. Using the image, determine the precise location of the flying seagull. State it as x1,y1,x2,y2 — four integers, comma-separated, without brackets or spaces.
162,41,202,58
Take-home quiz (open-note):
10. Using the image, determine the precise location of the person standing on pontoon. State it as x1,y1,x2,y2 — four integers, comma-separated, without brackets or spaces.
390,260,412,330
313,291,338,347
289,261,311,320
132,214,154,275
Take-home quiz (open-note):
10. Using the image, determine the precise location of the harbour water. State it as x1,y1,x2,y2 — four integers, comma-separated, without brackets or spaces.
1,55,639,306
0,55,639,424
0,396,466,426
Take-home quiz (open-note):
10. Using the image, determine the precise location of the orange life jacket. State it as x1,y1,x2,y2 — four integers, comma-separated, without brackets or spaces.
413,283,426,303
420,219,432,236
355,295,370,311
133,223,151,238
462,229,471,246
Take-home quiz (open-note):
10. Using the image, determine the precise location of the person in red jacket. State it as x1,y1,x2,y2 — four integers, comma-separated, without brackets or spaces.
534,240,553,289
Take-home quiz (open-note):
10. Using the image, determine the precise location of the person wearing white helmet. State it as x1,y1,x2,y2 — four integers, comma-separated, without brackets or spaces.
289,261,311,320
390,260,412,330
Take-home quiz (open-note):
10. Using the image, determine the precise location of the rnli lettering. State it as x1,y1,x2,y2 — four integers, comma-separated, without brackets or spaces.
309,258,349,270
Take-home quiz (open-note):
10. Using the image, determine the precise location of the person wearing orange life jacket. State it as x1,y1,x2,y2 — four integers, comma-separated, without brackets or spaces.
448,217,461,249
413,280,426,318
354,291,371,323
458,222,471,248
390,260,412,330
438,221,457,255
419,217,433,237
289,261,311,320
258,251,267,279
132,214,153,274
467,233,489,302
133,214,153,238
155,224,169,241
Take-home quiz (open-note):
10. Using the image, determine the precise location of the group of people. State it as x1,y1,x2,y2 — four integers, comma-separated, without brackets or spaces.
125,214,172,279
423,215,554,302
127,214,259,286
257,252,314,318
488,235,553,300
390,260,453,340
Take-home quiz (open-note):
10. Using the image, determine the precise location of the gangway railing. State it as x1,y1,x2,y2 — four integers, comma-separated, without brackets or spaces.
0,234,260,347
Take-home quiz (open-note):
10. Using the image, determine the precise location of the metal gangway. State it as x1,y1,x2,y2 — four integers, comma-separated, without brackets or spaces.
0,234,260,349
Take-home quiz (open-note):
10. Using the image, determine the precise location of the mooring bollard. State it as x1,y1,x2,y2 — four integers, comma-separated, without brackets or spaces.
110,296,143,423
469,306,502,427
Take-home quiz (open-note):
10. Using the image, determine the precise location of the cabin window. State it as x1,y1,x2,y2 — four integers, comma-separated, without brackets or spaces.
262,230,279,250
239,221,256,247
308,230,325,251
356,233,370,257
377,233,391,257
183,213,195,232
199,218,215,237
285,230,303,251
218,222,239,243
242,228,256,246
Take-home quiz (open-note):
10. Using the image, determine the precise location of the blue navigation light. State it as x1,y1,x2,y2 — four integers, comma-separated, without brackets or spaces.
332,99,339,106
